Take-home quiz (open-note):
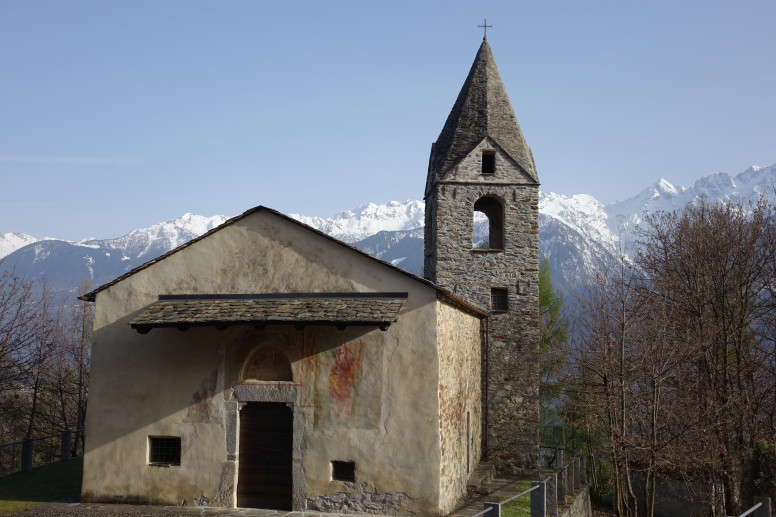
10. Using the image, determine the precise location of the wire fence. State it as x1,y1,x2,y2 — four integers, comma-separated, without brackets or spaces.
0,428,84,476
471,450,587,517
471,483,542,517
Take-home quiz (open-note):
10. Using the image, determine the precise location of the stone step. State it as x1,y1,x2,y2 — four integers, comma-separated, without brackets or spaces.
466,462,496,496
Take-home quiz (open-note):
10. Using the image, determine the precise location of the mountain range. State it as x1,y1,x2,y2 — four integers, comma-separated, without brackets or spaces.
2,164,774,302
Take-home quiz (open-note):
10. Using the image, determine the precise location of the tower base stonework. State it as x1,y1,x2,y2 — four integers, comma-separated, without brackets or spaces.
427,183,540,474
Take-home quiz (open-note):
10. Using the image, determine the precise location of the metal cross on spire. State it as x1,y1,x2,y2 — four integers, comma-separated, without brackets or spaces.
478,19,492,40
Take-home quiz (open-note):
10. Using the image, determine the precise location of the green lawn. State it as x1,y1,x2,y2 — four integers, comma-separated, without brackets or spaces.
0,457,82,515
500,480,532,517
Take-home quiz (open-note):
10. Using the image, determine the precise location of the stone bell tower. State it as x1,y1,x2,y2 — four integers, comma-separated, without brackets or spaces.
424,37,540,474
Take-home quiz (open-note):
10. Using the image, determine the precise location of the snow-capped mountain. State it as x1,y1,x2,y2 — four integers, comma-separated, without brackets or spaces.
0,232,40,259
536,164,776,294
541,164,776,259
350,228,425,275
289,200,425,242
3,164,775,302
605,164,776,242
78,213,228,262
538,193,622,296
0,213,227,297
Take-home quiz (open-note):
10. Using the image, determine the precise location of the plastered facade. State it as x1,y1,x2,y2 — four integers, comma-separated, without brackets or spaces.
436,300,483,513
82,209,483,516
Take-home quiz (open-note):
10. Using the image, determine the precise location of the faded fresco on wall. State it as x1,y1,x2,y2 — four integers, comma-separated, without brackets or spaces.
187,370,217,422
328,341,363,415
242,346,293,381
313,338,382,429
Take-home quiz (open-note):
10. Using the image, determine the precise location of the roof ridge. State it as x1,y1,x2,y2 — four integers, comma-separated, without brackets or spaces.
79,206,487,319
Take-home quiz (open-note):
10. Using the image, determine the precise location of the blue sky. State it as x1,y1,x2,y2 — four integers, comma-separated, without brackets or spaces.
2,1,775,241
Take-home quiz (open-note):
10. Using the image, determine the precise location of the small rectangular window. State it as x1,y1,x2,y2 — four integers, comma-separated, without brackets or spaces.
331,460,356,482
149,436,181,466
482,150,495,174
491,288,509,312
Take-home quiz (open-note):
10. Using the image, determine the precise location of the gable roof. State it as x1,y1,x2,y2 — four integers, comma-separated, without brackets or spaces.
426,39,538,196
79,206,487,319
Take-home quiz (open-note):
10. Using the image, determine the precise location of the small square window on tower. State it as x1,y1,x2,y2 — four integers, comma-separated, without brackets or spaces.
482,150,496,174
148,436,181,466
331,460,356,482
491,288,509,312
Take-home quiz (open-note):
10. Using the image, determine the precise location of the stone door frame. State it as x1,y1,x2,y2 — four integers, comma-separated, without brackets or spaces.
226,383,305,510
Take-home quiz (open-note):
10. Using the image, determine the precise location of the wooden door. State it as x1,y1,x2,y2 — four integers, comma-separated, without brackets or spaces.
237,402,293,509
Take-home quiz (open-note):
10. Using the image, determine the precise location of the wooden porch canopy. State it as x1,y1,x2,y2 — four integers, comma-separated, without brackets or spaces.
129,292,408,334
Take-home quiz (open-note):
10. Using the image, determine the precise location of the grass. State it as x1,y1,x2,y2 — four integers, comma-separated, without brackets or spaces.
0,457,82,515
500,480,532,517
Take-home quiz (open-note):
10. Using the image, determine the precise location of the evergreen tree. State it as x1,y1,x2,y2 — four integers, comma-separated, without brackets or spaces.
538,257,569,448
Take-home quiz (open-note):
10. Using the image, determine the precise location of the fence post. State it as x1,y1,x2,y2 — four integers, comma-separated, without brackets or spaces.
554,448,564,470
21,439,33,472
484,501,501,517
531,480,546,517
753,496,770,517
576,452,587,485
558,463,568,504
573,456,580,490
546,472,558,516
60,430,72,461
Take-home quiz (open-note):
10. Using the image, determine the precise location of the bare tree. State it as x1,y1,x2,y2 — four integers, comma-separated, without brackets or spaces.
626,288,702,517
0,267,36,399
571,252,642,516
60,281,93,452
0,270,94,468
634,197,776,514
567,197,776,516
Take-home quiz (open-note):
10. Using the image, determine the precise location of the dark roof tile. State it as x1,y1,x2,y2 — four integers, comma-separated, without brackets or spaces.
130,293,408,333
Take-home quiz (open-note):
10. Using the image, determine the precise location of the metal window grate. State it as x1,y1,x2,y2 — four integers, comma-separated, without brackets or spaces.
331,460,355,482
149,436,180,466
491,288,509,312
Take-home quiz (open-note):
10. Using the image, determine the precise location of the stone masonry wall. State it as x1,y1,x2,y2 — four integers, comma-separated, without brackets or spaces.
560,486,592,517
425,143,540,475
436,300,483,513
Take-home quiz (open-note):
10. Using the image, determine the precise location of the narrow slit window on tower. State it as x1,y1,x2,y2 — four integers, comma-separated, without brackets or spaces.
491,288,509,312
331,460,356,482
482,150,496,174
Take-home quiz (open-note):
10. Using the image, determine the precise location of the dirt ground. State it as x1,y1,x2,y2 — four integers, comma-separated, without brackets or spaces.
591,502,618,516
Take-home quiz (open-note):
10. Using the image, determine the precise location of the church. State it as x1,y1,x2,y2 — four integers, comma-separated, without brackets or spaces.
79,36,540,516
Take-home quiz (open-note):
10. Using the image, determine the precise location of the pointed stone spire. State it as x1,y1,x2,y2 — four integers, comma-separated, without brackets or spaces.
428,39,537,191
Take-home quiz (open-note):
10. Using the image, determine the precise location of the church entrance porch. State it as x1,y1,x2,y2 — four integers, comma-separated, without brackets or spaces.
237,402,293,510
